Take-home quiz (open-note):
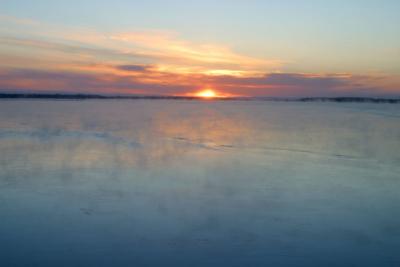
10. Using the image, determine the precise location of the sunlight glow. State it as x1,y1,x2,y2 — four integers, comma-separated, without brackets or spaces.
195,89,218,98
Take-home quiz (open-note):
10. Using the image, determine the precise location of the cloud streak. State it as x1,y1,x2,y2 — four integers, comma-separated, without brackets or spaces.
0,67,395,97
0,15,280,76
0,15,398,97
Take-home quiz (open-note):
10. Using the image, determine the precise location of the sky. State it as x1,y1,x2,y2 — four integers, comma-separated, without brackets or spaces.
0,0,399,97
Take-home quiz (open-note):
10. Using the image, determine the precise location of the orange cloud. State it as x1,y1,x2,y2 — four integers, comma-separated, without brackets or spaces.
0,15,283,78
109,31,281,74
0,15,398,97
0,67,397,97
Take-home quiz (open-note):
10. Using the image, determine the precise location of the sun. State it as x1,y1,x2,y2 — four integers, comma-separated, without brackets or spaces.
195,89,218,98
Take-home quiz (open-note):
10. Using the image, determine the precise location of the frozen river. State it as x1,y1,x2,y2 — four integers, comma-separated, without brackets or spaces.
0,100,399,266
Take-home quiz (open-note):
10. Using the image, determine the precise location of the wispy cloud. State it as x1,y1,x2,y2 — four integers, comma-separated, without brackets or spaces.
0,15,398,97
116,65,154,72
108,31,281,73
0,67,395,97
0,15,281,76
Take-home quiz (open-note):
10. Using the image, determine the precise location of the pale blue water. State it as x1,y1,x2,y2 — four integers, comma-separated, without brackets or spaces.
0,100,399,266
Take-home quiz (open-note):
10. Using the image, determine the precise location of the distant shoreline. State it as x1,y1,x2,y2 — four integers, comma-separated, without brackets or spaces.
0,94,399,103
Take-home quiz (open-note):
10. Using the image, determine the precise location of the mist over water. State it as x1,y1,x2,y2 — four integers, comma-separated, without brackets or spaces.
0,100,399,266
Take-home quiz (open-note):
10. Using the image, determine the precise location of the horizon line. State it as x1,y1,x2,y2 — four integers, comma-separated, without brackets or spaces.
0,93,399,103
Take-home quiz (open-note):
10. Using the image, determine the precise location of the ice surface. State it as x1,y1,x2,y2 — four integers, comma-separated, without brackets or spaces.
0,100,399,266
